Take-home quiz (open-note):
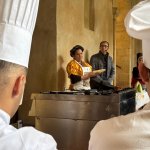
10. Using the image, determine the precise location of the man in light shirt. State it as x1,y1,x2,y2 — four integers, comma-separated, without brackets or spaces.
89,0,150,149
0,0,57,149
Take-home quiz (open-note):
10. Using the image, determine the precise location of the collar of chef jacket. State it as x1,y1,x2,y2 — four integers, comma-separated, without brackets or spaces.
0,109,10,124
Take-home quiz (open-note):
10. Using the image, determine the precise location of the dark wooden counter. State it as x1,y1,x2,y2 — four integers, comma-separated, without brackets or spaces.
30,90,135,150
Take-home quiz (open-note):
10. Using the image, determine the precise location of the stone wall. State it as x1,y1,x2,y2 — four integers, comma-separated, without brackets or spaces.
19,0,114,125
115,0,142,88
57,0,114,90
19,0,57,125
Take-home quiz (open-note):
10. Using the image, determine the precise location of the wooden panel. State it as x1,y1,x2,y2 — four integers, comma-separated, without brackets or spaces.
35,100,119,120
31,91,135,150
36,118,97,150
31,93,120,102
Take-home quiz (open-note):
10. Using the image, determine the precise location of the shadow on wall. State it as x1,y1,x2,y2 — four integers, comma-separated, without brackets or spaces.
85,49,90,64
58,55,66,90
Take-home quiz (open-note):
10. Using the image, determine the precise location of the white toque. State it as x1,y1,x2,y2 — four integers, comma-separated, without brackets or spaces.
124,0,150,69
0,0,39,67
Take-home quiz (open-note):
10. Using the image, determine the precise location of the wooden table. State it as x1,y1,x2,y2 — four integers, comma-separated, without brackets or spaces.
30,90,135,150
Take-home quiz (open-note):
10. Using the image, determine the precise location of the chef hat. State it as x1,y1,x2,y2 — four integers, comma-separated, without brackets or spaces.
0,0,39,68
124,0,150,69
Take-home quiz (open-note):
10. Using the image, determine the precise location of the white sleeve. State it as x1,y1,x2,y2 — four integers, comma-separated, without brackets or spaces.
18,127,57,150
36,132,57,150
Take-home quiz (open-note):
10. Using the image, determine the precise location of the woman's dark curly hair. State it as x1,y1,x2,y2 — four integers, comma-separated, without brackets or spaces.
70,45,84,57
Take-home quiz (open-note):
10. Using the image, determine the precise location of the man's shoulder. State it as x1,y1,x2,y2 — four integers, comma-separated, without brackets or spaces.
18,126,56,141
0,126,57,150
89,110,150,150
93,110,150,132
18,127,57,149
91,53,100,59
108,54,113,59
18,126,50,137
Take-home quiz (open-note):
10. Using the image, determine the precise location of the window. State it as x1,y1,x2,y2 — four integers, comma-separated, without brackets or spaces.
84,0,95,31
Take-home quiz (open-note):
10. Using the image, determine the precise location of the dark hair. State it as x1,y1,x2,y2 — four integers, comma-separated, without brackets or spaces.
137,52,142,61
136,52,143,66
100,41,109,47
70,45,84,57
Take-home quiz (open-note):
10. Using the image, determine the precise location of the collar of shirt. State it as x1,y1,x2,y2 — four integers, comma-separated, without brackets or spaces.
0,109,10,124
99,51,109,56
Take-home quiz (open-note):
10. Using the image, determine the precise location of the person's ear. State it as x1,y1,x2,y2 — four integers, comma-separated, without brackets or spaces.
138,62,149,82
12,75,26,97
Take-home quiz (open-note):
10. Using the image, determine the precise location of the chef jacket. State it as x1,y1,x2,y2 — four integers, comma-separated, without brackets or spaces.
0,109,57,150
89,103,150,150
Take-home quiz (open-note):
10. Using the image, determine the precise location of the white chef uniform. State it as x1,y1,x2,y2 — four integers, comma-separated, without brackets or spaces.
89,1,150,150
0,0,57,149
0,109,57,150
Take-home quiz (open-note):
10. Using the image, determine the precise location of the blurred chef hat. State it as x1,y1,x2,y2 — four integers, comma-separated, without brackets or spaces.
0,0,39,68
124,0,150,69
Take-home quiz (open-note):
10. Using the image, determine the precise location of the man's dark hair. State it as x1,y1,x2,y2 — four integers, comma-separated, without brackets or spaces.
70,45,84,57
100,41,109,47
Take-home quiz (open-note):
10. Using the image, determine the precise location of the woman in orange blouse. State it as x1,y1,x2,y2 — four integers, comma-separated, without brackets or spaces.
66,45,98,90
